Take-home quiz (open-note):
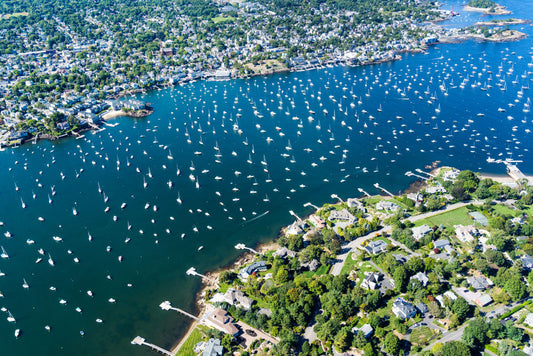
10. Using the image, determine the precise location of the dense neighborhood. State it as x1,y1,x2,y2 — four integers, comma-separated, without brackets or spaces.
0,0,474,145
176,167,533,356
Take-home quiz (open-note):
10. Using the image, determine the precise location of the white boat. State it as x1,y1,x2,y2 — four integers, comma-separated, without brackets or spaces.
1,246,9,259
52,236,63,242
72,207,78,216
87,290,94,297
7,311,15,323
22,279,29,289
48,254,55,266
121,202,127,209
14,329,20,338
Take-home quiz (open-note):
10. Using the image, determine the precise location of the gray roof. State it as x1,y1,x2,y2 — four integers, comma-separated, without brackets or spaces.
433,239,450,250
202,338,223,356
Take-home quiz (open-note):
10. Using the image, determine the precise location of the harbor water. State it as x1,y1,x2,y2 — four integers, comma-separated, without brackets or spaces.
0,0,532,354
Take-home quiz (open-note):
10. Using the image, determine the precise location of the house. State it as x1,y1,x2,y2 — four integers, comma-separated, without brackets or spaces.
361,272,382,290
433,239,450,250
407,193,424,205
473,294,493,307
392,298,417,320
522,255,533,270
56,121,71,131
301,259,320,272
222,289,254,310
364,240,388,255
455,225,480,243
286,220,305,236
352,324,373,338
467,276,493,291
347,198,365,212
328,209,356,224
204,308,240,336
308,214,326,229
273,247,296,259
410,272,429,287
239,261,267,279
442,169,460,181
202,338,223,356
376,201,400,211
426,185,447,194
412,224,432,241
416,302,429,315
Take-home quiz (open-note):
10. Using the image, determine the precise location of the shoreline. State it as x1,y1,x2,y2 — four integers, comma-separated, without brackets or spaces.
474,18,531,26
168,161,527,351
170,240,279,354
463,4,512,15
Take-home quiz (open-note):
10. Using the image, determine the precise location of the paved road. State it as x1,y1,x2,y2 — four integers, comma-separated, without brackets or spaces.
331,201,481,276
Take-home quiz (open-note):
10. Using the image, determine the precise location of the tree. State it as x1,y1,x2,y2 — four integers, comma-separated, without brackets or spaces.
393,266,408,292
383,332,400,355
451,297,470,322
334,327,353,352
505,320,524,342
440,341,472,356
504,275,526,301
462,318,488,349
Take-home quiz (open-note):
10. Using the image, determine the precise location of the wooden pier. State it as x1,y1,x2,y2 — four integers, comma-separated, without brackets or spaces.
160,301,199,321
373,183,394,197
131,336,173,356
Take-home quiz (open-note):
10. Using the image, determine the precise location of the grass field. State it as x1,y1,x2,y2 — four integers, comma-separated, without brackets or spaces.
410,326,434,345
177,326,207,356
491,204,519,217
414,206,475,230
212,16,235,23
303,264,330,277
340,251,359,275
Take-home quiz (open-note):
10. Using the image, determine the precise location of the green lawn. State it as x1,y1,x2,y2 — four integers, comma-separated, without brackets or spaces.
491,204,519,217
340,251,359,275
410,326,434,345
303,264,330,277
177,326,207,356
212,16,235,23
414,206,474,230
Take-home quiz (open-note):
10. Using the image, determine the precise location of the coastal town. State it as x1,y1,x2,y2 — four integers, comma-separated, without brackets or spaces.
0,0,527,147
152,165,533,356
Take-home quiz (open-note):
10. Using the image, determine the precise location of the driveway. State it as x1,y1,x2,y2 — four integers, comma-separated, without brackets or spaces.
235,320,278,348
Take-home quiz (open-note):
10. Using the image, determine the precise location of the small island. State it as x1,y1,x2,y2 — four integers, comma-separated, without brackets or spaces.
475,18,531,27
464,0,512,15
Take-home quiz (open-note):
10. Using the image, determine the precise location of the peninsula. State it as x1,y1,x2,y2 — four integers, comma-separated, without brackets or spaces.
464,0,512,15
160,165,533,356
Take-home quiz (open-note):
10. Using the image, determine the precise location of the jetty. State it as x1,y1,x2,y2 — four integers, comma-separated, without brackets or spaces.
235,243,258,254
357,187,371,197
131,336,173,356
373,183,395,197
186,267,217,284
487,158,533,185
159,301,199,321
405,171,428,180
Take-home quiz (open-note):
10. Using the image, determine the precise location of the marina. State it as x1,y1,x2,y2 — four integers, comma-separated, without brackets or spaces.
0,1,531,355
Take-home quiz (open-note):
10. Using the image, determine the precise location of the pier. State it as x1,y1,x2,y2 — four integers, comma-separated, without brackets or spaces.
131,336,173,356
289,210,303,221
487,158,533,185
357,188,371,197
303,202,321,210
415,168,435,178
186,267,217,284
405,171,428,180
235,243,258,254
373,183,394,197
330,194,344,203
159,301,200,321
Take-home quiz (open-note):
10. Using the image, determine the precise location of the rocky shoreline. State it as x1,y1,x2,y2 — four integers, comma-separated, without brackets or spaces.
463,4,512,15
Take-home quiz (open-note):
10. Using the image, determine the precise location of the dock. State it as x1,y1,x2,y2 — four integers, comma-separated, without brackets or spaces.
487,158,533,185
186,267,217,284
160,301,200,321
373,183,394,197
131,336,173,356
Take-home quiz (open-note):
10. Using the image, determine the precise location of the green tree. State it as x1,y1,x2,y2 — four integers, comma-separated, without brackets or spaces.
383,332,400,355
504,275,526,301
440,341,471,356
451,297,470,322
393,266,408,292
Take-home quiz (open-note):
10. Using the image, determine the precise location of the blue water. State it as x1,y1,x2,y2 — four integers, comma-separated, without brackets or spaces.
0,0,532,354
